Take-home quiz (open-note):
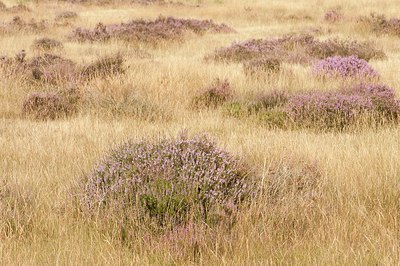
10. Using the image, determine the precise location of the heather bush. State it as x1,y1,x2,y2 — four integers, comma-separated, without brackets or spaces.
324,9,343,23
344,83,400,118
22,92,69,120
81,133,254,230
0,16,47,34
192,79,233,108
0,1,5,9
308,39,385,61
70,16,235,43
55,11,78,21
32,38,64,51
243,57,281,76
207,34,385,64
25,54,78,85
80,53,124,80
312,55,379,78
358,13,400,36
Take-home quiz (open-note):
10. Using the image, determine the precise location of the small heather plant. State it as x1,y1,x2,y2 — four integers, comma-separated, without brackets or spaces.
71,16,235,43
358,13,400,37
308,39,385,61
0,2,6,9
22,91,70,120
82,133,254,230
192,78,234,108
32,38,64,51
55,11,78,21
243,57,281,76
0,16,47,34
324,9,343,23
80,53,124,80
312,55,379,78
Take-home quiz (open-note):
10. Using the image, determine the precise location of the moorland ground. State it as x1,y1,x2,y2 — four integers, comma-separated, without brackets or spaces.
1,0,400,264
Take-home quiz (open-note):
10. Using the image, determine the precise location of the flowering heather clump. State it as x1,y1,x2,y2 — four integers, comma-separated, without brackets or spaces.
344,83,400,117
358,13,400,36
287,90,374,128
0,2,6,9
70,16,235,43
243,57,281,76
82,133,253,228
32,38,64,51
308,39,385,61
312,55,379,78
192,79,234,108
207,34,385,64
22,92,70,120
80,53,124,80
324,9,343,23
26,54,78,84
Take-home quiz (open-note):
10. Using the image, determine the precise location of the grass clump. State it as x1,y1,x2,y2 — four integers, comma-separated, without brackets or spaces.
32,38,64,51
192,78,234,108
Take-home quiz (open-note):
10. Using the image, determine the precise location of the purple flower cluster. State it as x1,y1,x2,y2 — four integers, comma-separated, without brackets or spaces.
344,83,400,116
207,33,385,64
287,83,400,128
71,16,235,43
312,55,379,78
287,90,374,128
83,134,253,226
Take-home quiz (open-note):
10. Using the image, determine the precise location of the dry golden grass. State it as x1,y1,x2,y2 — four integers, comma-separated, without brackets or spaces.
1,0,400,264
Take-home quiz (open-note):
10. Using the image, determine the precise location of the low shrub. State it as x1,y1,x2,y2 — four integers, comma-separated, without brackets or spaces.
308,39,385,61
286,83,400,129
32,38,64,51
80,53,124,80
243,57,281,76
207,33,385,65
0,16,46,34
358,13,400,36
70,16,235,43
81,133,254,231
324,9,343,23
22,92,69,120
192,79,234,108
55,11,78,21
312,55,379,78
286,90,374,129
